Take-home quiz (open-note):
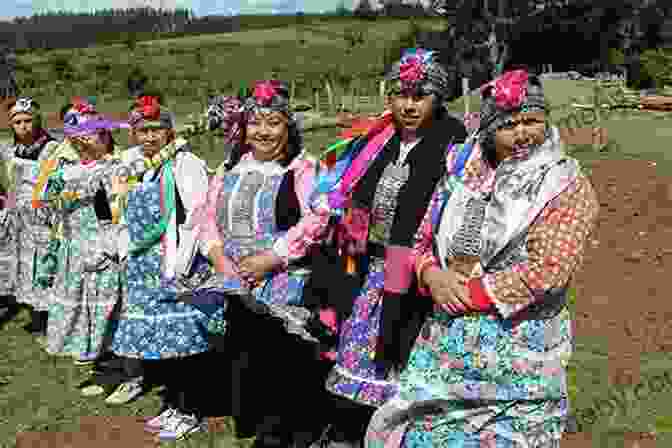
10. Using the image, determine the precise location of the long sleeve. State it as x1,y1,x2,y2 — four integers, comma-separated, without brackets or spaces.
480,173,599,319
195,174,226,257
174,152,209,226
412,186,442,296
272,155,331,266
38,141,60,162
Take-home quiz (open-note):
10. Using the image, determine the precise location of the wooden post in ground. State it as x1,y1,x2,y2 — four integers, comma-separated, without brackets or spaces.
325,80,334,114
379,80,385,110
462,77,470,116
593,82,602,151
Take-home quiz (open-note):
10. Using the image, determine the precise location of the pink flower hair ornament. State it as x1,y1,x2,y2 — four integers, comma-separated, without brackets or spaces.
398,56,425,87
482,69,529,111
252,80,280,106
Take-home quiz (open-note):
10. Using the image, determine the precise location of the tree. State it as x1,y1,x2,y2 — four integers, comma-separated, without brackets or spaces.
354,0,377,18
335,0,351,16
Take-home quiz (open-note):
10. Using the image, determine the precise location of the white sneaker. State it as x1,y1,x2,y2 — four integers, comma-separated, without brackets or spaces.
158,411,204,440
145,407,178,430
104,379,143,405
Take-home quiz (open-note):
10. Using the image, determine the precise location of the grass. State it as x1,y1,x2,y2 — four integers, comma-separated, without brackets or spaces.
0,308,254,448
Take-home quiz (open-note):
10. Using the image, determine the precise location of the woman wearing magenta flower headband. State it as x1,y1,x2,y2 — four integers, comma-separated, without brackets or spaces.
183,80,333,447
363,70,599,447
304,48,468,447
0,97,59,331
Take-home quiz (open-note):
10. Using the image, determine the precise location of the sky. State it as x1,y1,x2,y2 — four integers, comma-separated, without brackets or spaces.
3,0,367,20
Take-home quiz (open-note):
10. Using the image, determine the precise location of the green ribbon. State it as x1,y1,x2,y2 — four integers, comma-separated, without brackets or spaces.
128,159,176,256
238,81,247,98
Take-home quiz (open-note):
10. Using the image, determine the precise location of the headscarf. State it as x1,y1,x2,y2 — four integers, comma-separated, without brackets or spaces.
7,97,53,160
385,48,451,101
62,96,101,137
8,97,42,128
477,69,549,162
128,95,174,129
221,79,301,169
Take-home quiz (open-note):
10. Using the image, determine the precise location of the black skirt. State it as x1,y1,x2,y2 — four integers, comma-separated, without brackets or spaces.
222,296,334,446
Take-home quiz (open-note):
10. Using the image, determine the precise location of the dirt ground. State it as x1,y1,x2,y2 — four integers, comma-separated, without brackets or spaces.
562,158,672,447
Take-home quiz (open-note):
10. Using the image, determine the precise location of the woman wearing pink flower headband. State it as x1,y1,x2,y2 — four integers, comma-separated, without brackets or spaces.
180,79,333,446
304,48,468,447
364,70,600,447
0,97,59,333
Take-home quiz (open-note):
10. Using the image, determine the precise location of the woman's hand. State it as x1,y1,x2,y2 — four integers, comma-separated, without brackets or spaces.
422,266,472,315
208,244,238,277
237,251,283,283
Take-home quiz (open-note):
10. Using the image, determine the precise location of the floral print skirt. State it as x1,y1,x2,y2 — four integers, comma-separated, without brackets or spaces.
0,208,55,308
365,311,571,448
111,243,210,359
45,229,124,360
366,397,566,447
0,209,17,297
325,258,399,408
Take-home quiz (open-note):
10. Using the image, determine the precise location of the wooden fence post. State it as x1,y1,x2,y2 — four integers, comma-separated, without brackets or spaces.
379,80,386,109
290,79,296,104
325,80,334,114
462,77,470,115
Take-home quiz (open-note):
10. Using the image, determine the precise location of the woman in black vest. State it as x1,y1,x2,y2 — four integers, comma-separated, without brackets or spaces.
185,80,333,447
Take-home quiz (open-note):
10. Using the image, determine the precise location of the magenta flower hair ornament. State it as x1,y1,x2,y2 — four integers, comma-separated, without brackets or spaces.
483,69,530,111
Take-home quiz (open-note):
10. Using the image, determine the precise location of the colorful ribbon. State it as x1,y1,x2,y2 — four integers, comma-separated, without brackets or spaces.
128,160,176,255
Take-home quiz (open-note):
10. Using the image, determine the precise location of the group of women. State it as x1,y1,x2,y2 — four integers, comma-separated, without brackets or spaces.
0,48,599,447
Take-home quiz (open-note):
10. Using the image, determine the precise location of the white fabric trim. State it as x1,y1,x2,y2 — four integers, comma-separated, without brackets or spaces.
272,236,290,259
123,311,205,320
398,137,422,165
333,365,398,387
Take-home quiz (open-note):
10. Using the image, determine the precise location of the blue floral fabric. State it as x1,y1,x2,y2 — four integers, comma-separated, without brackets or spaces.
111,176,210,359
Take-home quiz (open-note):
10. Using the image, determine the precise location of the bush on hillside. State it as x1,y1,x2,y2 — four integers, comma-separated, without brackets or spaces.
382,20,422,71
640,48,672,89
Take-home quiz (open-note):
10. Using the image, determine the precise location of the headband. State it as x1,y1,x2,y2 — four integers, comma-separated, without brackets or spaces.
243,80,291,117
478,70,548,158
62,97,100,137
479,69,546,131
128,95,174,129
385,48,450,100
8,97,40,121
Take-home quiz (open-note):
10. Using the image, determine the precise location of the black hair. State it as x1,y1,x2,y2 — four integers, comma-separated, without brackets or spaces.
223,115,302,171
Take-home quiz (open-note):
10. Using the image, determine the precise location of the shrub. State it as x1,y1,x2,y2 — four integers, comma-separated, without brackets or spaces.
607,48,625,67
640,48,672,89
49,55,75,82
382,21,422,70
